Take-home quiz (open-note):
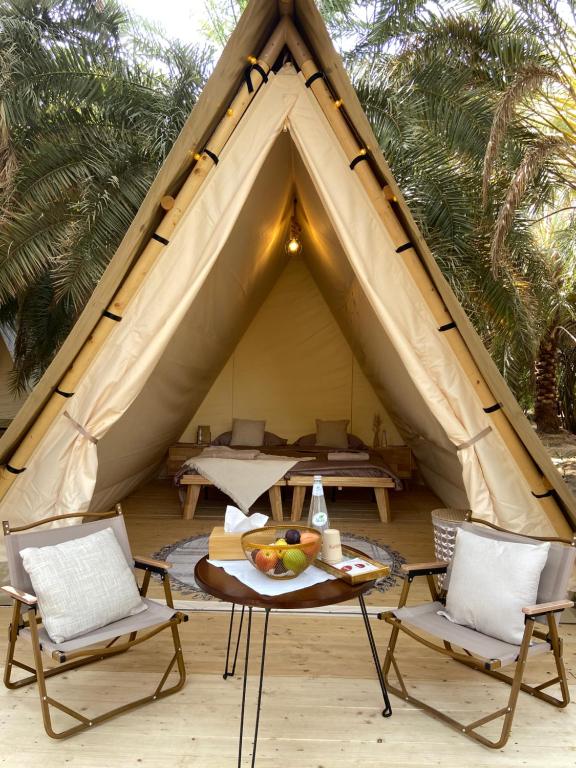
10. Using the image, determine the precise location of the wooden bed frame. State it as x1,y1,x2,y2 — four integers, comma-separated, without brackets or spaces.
287,475,395,523
179,475,284,521
170,443,411,524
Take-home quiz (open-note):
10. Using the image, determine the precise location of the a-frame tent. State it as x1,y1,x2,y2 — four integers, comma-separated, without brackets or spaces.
0,0,574,560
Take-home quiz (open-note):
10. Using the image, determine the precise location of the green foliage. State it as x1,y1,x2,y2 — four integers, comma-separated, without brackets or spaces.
0,0,212,391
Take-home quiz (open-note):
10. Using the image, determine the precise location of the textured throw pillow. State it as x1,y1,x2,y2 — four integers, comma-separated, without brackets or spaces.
438,528,550,645
20,527,146,643
295,432,366,449
230,418,266,446
315,419,349,450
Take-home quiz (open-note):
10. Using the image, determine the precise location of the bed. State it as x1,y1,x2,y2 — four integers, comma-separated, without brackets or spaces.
168,444,405,523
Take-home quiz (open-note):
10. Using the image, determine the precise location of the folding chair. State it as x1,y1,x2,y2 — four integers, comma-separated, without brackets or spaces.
379,515,575,748
2,505,188,738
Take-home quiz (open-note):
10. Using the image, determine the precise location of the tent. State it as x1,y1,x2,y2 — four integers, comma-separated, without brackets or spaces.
0,0,574,552
0,327,27,428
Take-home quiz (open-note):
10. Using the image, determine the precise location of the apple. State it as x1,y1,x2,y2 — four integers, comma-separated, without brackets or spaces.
254,548,278,573
283,548,308,575
285,529,301,545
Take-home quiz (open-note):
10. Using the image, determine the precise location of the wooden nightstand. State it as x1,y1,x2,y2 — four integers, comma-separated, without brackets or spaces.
370,446,413,479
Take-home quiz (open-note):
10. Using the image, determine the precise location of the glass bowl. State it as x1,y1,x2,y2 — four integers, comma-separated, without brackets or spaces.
241,525,322,580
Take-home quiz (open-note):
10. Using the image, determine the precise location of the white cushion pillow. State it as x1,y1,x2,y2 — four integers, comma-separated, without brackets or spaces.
438,528,550,645
230,418,266,446
20,527,146,643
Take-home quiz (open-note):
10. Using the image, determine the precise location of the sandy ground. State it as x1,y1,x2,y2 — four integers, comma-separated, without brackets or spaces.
539,430,576,497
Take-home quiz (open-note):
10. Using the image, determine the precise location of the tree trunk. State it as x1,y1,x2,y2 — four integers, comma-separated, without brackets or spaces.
534,329,560,432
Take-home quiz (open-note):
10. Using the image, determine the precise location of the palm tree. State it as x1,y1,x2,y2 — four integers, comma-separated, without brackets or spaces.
0,0,212,391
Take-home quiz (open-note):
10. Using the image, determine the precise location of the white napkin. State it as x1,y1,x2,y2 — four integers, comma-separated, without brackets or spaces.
207,559,336,596
223,505,268,533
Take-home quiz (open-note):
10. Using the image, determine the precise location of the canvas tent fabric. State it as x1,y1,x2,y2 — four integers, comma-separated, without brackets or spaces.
0,0,574,554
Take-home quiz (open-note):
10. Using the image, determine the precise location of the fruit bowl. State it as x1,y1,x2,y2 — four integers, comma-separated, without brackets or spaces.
241,525,322,580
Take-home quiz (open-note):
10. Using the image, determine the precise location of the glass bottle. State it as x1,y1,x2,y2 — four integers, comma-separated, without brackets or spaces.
307,475,330,533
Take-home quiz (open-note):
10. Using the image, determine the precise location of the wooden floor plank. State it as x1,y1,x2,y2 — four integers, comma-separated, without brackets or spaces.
1,479,575,767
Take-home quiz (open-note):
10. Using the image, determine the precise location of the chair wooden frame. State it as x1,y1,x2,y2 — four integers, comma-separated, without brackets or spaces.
379,516,575,749
2,506,188,739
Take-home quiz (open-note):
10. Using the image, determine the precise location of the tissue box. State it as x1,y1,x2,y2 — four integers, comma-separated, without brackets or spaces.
208,527,244,560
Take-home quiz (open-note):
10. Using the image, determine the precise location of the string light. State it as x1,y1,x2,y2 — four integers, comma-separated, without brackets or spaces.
334,99,343,108
285,198,302,255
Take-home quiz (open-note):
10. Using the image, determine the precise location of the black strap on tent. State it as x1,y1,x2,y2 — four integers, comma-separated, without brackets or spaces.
102,309,122,322
483,403,502,414
350,153,369,171
305,71,325,88
244,62,268,93
439,321,457,332
396,242,414,253
152,233,170,246
6,464,25,474
532,489,554,499
55,387,74,398
202,148,219,165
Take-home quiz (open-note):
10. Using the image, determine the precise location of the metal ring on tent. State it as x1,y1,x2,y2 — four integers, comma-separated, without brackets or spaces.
439,322,457,332
305,71,325,88
532,489,554,498
54,387,74,398
244,62,268,93
350,152,369,170
202,149,219,165
5,464,26,474
531,490,554,499
483,403,502,413
395,242,414,253
102,309,123,321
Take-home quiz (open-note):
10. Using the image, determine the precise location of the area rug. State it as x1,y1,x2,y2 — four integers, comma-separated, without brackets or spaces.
153,533,405,599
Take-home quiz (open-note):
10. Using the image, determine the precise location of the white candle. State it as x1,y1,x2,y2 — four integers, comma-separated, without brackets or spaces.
322,529,343,564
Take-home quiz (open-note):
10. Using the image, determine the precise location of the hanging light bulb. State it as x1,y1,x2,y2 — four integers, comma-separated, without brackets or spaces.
285,198,302,255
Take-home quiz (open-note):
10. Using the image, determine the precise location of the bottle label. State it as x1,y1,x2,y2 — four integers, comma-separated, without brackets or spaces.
312,480,323,497
312,510,328,527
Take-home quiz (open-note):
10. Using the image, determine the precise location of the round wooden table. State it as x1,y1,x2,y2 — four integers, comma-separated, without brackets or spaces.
195,553,392,767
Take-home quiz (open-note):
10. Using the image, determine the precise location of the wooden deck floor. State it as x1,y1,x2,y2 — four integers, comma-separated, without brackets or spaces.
1,480,575,767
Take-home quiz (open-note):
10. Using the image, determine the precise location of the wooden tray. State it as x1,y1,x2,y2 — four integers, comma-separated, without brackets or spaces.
314,545,390,584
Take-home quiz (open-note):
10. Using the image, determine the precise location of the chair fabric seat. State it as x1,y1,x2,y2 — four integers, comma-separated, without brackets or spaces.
393,602,551,667
22,598,177,654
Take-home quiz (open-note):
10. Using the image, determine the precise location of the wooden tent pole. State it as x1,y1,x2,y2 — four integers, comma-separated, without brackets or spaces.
285,19,571,536
0,18,288,502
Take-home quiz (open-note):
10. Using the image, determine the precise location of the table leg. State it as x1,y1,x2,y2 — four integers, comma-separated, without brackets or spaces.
268,486,283,521
183,484,201,520
223,603,245,679
290,486,306,521
374,487,392,523
358,593,392,718
238,607,270,768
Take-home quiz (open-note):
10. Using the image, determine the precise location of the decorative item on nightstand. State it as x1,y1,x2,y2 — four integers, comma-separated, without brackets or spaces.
196,425,211,445
372,413,387,448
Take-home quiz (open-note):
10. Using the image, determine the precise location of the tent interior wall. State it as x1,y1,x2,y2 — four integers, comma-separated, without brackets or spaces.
92,128,468,513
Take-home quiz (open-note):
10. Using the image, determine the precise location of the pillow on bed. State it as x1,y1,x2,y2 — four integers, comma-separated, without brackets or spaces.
315,419,349,450
230,419,266,446
213,430,287,447
295,432,367,449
